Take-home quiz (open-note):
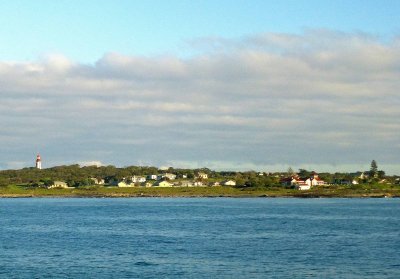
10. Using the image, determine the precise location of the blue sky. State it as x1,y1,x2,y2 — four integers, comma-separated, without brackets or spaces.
0,1,399,174
1,0,399,62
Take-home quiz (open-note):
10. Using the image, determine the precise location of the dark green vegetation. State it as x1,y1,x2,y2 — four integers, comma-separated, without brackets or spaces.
1,183,399,198
0,164,279,188
0,160,399,198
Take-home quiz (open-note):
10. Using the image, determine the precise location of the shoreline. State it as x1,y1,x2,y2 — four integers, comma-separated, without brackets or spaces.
1,193,399,199
1,185,400,199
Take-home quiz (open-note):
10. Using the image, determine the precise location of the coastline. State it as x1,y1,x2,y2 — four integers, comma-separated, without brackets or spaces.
1,186,399,198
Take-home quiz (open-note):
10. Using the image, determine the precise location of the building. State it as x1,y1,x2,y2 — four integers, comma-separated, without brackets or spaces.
154,181,173,187
196,172,208,179
35,154,42,169
158,173,176,180
305,172,326,186
131,176,146,183
118,181,134,187
193,181,204,186
295,183,311,190
280,171,326,190
48,181,69,189
147,174,158,180
90,178,105,185
222,180,236,186
179,181,193,187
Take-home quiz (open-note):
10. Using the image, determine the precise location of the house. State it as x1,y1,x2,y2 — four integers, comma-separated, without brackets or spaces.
158,173,176,180
295,183,311,190
147,174,158,180
154,181,173,187
131,176,146,183
281,176,307,187
90,178,105,185
359,172,369,180
106,177,119,186
140,182,153,188
193,181,204,186
280,177,295,186
281,171,325,190
179,181,193,187
48,181,70,189
196,172,208,179
210,181,221,187
222,180,236,186
118,181,134,187
304,172,326,186
281,176,310,190
334,179,352,185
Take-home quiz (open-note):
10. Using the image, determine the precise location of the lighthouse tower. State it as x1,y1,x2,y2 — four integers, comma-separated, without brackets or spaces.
35,154,42,169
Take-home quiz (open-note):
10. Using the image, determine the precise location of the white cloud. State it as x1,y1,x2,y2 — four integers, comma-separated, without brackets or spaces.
78,161,103,167
0,30,399,173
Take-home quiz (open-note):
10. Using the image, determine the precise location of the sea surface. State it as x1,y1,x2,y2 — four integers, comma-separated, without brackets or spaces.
0,198,399,278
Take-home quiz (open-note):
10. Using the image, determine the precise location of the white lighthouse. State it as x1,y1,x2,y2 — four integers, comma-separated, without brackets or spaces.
36,154,42,169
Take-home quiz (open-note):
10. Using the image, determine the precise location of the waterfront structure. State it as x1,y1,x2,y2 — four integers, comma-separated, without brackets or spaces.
35,154,42,169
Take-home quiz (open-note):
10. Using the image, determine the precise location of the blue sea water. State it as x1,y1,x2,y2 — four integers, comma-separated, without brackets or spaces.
0,198,399,278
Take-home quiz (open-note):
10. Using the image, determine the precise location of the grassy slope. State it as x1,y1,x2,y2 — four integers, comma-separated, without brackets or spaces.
1,184,400,198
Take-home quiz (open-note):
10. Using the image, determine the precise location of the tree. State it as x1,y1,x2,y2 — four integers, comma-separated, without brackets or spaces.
377,170,385,179
370,160,378,178
298,169,311,178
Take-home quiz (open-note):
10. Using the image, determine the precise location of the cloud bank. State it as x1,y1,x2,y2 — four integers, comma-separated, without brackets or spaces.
1,30,399,173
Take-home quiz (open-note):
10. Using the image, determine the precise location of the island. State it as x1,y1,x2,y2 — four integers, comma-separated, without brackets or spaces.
1,161,399,198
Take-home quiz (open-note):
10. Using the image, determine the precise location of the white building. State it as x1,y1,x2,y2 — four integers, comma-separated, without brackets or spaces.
222,180,236,186
118,181,135,187
90,178,105,185
147,174,158,180
48,181,70,189
193,181,204,186
305,172,326,187
154,181,173,187
131,176,146,183
196,172,208,179
296,184,311,190
35,154,42,169
158,173,176,180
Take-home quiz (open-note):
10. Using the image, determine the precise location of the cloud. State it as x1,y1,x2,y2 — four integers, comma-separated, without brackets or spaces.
78,161,103,167
0,30,399,173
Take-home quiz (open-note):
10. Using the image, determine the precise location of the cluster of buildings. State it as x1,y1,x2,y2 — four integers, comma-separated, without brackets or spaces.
280,171,327,190
97,172,236,188
35,154,236,189
47,173,236,190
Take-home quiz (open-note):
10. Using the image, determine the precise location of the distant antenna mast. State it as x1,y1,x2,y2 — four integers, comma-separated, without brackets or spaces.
36,154,42,169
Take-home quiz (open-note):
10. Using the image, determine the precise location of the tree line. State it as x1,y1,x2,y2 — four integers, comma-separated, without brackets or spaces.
0,160,395,188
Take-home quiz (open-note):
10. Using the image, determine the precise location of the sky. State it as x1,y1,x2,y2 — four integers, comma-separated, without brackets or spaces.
0,0,399,174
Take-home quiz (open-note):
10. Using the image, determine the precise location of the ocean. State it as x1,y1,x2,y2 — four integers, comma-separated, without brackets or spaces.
1,198,399,278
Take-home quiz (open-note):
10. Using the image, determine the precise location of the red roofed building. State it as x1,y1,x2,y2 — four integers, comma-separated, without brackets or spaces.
281,171,326,190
